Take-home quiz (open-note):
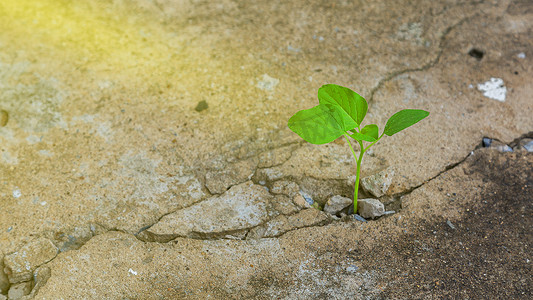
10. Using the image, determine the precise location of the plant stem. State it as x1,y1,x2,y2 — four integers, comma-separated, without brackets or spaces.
354,140,365,214
343,134,365,214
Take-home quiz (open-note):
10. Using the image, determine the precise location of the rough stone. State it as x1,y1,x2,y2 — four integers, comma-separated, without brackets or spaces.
516,138,533,152
323,195,353,215
4,238,58,284
483,139,513,152
205,159,257,194
144,182,277,240
17,266,51,300
0,293,6,300
7,281,31,300
358,199,385,219
361,167,395,198
247,208,330,239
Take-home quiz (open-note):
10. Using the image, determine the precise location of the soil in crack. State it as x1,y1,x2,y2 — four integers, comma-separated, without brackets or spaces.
363,150,532,298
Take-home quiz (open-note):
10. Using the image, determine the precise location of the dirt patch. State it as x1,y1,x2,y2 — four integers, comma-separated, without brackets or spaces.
363,149,532,298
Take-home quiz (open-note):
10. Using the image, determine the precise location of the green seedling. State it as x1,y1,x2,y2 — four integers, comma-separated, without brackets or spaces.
288,84,429,214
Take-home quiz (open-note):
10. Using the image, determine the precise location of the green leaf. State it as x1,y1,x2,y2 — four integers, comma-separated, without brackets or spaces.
288,104,357,144
350,131,376,142
361,124,379,140
383,109,429,136
318,84,368,126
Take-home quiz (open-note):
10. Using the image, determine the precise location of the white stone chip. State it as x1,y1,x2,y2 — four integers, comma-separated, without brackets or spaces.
517,52,525,59
477,78,506,102
13,188,21,198
128,268,137,275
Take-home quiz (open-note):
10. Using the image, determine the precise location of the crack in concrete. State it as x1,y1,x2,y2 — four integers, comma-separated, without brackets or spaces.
380,132,533,210
367,14,477,105
272,132,533,238
22,133,530,299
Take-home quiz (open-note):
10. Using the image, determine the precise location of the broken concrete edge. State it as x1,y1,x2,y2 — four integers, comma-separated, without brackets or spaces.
203,140,303,194
4,136,529,298
135,133,533,244
3,133,526,271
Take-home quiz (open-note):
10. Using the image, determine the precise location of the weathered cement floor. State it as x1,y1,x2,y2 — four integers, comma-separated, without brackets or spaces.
0,0,531,299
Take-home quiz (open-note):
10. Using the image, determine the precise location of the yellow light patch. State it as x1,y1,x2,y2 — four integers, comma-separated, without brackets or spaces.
0,0,209,82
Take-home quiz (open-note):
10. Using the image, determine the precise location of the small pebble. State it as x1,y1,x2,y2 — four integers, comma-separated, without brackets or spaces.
323,195,352,215
0,109,8,127
358,198,385,219
352,214,367,222
446,220,456,230
482,137,492,148
346,265,359,273
518,139,533,152
194,100,208,112
299,191,314,206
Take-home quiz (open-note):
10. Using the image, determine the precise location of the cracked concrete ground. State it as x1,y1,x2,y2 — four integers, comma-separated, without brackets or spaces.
0,0,531,298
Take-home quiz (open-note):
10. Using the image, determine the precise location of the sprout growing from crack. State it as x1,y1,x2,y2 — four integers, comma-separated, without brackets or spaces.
288,84,429,214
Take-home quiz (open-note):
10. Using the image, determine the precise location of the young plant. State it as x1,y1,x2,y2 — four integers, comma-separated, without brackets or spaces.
288,84,429,214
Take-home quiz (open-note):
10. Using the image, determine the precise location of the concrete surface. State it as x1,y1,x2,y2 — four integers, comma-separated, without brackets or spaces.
0,0,531,298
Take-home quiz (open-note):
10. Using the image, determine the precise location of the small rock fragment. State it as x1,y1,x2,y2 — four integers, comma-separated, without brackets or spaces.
25,266,51,299
361,167,395,198
446,220,456,230
292,194,311,208
516,138,533,152
477,78,506,102
194,100,208,112
299,191,314,206
484,139,513,152
146,182,276,239
482,137,492,148
0,109,8,127
4,237,58,283
346,265,359,273
351,214,367,222
7,281,32,299
357,198,385,219
323,195,353,215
